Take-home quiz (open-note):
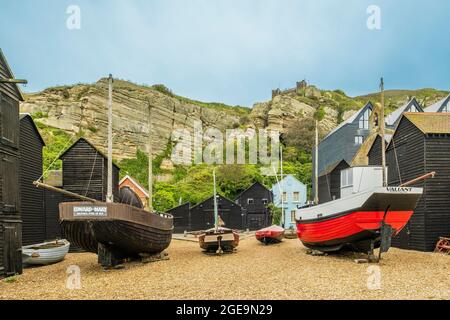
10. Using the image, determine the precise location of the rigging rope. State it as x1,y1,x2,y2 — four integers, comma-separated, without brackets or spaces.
392,138,403,185
37,134,76,182
84,149,99,197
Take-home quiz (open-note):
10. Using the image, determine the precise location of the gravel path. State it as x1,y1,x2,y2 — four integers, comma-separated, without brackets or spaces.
1,238,449,300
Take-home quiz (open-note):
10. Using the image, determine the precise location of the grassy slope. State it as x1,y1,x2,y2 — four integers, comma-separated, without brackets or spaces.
354,88,450,113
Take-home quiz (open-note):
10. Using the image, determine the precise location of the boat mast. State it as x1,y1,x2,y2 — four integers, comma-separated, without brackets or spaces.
314,119,319,204
380,77,387,187
213,169,219,231
280,144,284,227
148,104,153,211
107,74,113,203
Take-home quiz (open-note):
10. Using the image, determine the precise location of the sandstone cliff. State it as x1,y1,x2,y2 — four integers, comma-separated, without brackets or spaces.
21,79,245,160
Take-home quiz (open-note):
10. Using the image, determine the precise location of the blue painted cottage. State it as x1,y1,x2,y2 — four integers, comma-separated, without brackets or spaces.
271,174,307,229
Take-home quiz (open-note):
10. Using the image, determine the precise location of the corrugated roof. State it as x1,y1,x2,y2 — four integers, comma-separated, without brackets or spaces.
424,94,450,112
404,112,450,134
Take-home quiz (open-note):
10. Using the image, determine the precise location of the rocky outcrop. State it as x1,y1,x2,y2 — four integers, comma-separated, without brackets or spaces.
21,79,351,162
249,94,341,133
21,79,243,160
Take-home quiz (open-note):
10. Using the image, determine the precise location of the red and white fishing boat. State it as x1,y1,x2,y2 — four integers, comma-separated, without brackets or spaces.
297,78,426,256
296,185,423,252
255,225,285,245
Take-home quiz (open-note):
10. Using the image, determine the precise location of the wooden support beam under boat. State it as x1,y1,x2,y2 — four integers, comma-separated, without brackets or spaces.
33,181,99,203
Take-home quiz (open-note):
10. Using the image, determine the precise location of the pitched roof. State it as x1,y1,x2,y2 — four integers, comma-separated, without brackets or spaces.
323,102,373,140
59,137,120,169
271,174,305,190
385,98,423,126
119,175,149,197
19,113,46,146
403,112,450,134
234,181,271,200
190,194,242,211
0,48,25,101
424,94,450,112
319,159,349,177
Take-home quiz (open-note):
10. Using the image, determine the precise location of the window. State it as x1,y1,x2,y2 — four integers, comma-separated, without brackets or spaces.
291,210,296,222
442,104,450,112
262,198,268,205
247,198,254,204
358,108,370,129
355,136,363,145
282,192,287,202
293,192,300,202
341,168,353,188
409,105,418,112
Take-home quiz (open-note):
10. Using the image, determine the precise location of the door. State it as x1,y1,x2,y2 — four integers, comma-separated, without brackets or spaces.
247,215,265,231
0,93,19,149
3,223,22,276
1,153,19,213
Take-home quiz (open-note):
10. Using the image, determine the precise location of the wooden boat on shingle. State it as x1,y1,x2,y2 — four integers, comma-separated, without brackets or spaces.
22,239,70,266
35,75,174,268
59,202,173,264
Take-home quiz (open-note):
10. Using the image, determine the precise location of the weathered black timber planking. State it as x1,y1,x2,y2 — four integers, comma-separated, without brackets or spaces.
423,135,450,250
60,138,119,202
190,195,246,231
44,190,63,240
318,160,349,204
387,117,426,251
0,50,24,103
387,116,450,251
0,149,20,215
0,50,23,277
167,202,190,233
19,115,46,245
0,93,20,153
235,182,273,230
368,135,383,166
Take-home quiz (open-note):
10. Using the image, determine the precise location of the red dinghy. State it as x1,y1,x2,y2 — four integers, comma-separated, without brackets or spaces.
256,225,285,245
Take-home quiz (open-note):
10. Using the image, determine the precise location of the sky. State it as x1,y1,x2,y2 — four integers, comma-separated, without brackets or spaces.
1,0,450,106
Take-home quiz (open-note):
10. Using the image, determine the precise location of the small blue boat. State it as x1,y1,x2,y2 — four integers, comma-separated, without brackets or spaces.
22,240,70,266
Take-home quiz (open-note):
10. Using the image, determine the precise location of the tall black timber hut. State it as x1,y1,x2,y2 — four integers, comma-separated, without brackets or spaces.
235,182,273,230
317,159,350,204
59,137,120,202
19,114,46,246
0,49,24,277
380,113,450,251
190,195,246,231
167,202,190,233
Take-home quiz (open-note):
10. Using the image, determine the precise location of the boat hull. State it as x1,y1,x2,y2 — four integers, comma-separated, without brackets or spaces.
59,202,173,258
296,187,423,252
199,228,239,253
22,240,70,266
255,226,285,245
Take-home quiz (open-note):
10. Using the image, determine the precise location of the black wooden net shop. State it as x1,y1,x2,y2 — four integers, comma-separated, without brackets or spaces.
0,49,24,277
369,113,450,251
235,182,273,230
59,137,120,202
19,114,46,246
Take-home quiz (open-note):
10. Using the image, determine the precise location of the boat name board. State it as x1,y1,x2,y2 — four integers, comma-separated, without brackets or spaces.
73,206,108,217
386,187,412,193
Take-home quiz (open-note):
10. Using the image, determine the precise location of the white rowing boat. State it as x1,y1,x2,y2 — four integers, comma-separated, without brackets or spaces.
22,239,70,266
